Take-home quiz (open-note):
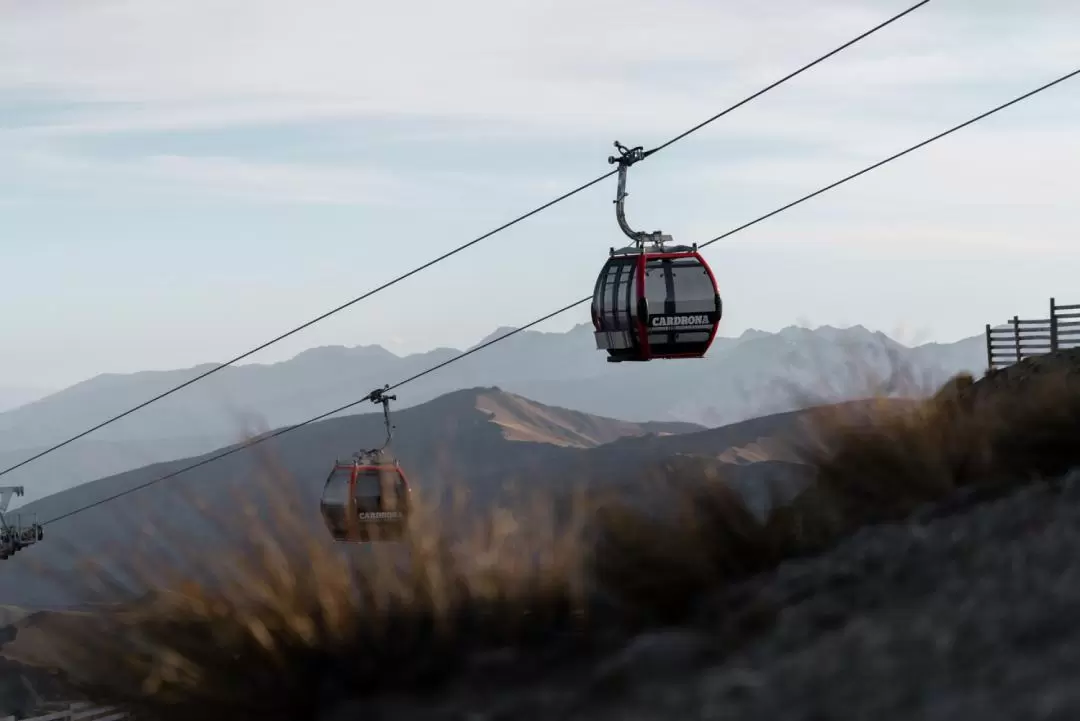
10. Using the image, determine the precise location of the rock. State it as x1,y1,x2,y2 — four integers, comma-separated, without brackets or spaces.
589,629,712,691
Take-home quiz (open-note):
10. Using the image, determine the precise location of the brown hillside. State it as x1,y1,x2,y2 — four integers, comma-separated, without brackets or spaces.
0,387,704,610
473,389,700,447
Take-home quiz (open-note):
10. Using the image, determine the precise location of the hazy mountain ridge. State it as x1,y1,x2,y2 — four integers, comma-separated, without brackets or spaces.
0,433,232,508
0,323,985,505
0,387,55,414
0,386,816,609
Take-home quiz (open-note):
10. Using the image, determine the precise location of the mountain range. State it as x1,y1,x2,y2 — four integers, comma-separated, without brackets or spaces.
0,385,840,609
0,387,54,414
0,323,985,506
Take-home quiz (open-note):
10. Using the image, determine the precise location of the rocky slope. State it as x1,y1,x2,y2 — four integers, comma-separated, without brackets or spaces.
323,469,1080,721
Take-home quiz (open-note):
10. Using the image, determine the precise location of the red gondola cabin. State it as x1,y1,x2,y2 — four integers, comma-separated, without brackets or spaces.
591,244,723,362
319,457,412,543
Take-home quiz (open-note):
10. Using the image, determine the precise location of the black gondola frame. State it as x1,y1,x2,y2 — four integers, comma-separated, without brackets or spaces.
591,246,722,361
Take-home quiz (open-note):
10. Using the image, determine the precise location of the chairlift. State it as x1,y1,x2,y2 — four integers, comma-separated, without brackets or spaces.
319,386,412,543
591,141,724,362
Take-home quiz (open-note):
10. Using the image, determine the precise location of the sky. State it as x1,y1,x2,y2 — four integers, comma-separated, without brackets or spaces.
1,0,1078,389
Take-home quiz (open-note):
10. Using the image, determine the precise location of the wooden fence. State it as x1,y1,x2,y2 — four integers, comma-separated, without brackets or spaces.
1,702,128,721
985,297,1080,372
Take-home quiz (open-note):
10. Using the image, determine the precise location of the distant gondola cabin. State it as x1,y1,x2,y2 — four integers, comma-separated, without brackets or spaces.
319,459,411,543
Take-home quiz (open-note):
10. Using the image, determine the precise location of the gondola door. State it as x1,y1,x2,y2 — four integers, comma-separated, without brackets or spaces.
638,252,722,360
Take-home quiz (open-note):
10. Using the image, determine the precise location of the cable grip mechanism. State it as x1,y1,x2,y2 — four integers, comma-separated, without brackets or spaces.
359,384,398,455
606,141,670,251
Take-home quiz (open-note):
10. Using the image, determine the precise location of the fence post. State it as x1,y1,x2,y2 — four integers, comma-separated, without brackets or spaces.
1012,315,1021,363
1050,296,1059,352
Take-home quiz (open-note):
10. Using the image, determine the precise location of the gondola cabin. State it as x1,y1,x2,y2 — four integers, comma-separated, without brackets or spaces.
319,458,411,543
591,244,723,362
0,487,42,561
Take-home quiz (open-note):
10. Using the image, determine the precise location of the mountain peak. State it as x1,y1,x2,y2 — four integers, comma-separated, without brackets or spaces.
0,319,986,478
473,326,519,347
774,324,882,341
736,328,772,341
289,343,398,363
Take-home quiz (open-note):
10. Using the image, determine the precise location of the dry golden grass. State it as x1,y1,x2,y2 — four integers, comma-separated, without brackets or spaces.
28,458,595,721
587,472,803,624
801,354,1080,529
20,347,1080,721
587,348,1080,623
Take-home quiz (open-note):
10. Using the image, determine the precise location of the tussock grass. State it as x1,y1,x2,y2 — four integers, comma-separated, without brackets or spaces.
21,347,1080,721
31,462,595,721
586,466,800,624
803,354,1080,528
586,347,1080,623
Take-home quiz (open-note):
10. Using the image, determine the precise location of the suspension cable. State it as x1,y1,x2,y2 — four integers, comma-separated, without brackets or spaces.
0,1,929,482
40,63,1079,525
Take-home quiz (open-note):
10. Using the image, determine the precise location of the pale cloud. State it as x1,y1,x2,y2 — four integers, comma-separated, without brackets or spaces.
0,135,568,206
2,0,1075,140
627,101,1080,264
2,0,840,102
3,0,1077,208
99,154,405,206
688,123,1079,199
3,144,406,205
0,0,1076,378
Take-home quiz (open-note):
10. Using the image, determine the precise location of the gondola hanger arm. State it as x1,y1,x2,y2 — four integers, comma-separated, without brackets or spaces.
0,487,23,515
364,385,397,450
607,140,670,250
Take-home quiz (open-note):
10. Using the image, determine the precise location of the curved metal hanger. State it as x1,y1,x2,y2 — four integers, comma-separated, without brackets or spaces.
607,141,672,251
0,487,20,534
354,385,398,463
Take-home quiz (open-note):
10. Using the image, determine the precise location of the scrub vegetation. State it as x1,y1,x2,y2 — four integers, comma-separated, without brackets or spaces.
20,349,1080,721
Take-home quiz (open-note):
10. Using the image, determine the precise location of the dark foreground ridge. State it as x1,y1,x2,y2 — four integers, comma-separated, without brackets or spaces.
8,348,1080,721
328,469,1080,721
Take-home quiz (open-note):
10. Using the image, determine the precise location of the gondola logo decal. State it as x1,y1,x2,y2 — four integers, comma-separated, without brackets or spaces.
649,314,712,328
357,511,404,520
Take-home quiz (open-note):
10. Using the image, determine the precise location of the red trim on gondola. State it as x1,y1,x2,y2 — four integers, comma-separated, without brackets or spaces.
693,250,722,355
633,253,651,360
592,248,722,362
637,249,721,361
323,461,413,543
640,251,701,260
